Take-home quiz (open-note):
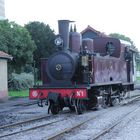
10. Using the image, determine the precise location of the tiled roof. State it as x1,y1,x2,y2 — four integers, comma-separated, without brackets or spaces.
0,51,13,60
81,25,108,37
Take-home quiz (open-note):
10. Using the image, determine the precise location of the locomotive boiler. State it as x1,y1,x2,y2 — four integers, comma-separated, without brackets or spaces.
29,20,134,114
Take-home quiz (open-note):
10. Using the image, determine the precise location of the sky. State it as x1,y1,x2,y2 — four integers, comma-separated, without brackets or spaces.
5,0,140,50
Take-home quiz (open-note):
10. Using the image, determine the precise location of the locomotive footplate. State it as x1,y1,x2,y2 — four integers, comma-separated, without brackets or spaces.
29,87,88,114
29,87,87,99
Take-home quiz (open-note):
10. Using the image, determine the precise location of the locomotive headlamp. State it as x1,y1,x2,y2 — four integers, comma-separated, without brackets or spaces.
54,36,63,46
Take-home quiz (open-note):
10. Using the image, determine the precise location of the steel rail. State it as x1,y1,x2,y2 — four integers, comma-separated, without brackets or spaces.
1,95,140,139
0,114,55,138
0,110,71,139
0,118,64,139
0,114,52,130
122,95,140,105
47,114,101,140
90,105,140,140
46,95,140,140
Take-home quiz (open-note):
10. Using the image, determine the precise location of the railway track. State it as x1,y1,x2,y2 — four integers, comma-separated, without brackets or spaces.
0,114,53,138
47,113,102,140
1,95,140,139
0,110,72,139
46,95,140,140
0,115,63,138
90,105,140,140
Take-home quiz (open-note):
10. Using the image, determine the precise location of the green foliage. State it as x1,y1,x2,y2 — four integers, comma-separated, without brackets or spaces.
8,73,34,91
9,90,29,97
136,77,140,81
109,33,136,48
0,20,37,73
25,21,56,58
136,59,140,71
25,22,56,78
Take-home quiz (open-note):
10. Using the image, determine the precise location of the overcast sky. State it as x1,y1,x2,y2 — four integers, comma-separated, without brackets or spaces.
5,0,140,50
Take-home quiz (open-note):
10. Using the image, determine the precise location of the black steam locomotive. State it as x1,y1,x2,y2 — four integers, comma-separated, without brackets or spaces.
29,20,134,114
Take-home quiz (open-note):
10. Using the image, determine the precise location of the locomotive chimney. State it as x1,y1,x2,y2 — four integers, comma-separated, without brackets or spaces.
58,20,72,50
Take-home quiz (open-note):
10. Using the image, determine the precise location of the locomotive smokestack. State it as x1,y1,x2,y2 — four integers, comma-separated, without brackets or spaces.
58,20,72,50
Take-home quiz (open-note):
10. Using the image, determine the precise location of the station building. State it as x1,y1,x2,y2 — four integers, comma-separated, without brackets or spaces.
0,51,12,100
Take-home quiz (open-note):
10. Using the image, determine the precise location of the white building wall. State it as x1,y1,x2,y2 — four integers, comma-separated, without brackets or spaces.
133,53,137,82
0,59,8,99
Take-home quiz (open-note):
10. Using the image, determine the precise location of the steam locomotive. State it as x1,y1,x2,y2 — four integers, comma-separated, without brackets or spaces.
29,20,134,114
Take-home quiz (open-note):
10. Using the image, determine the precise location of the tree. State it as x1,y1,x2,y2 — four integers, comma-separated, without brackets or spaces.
25,21,56,78
109,33,136,48
0,20,36,73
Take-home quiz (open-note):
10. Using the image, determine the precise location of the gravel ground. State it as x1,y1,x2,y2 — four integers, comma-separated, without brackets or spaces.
1,101,140,140
98,103,140,140
0,105,50,126
1,107,110,140
60,101,140,140
0,98,50,126
0,90,140,140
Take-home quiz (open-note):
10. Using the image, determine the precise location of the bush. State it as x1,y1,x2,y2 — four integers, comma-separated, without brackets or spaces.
8,73,34,91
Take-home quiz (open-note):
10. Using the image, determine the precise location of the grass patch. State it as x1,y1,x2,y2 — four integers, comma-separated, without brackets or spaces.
136,77,140,81
9,90,29,97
